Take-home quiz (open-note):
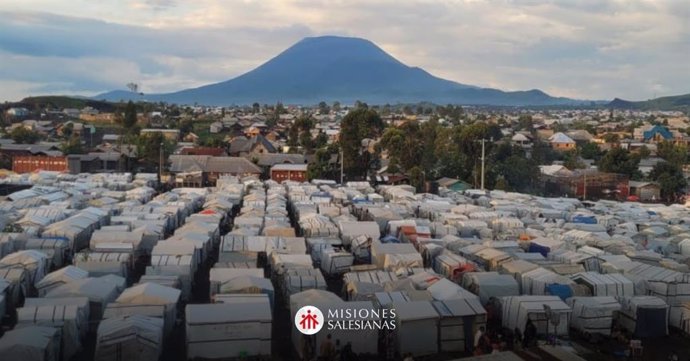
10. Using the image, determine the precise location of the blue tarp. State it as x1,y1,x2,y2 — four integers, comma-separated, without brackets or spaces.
546,284,573,301
528,243,551,257
572,215,597,224
380,235,399,243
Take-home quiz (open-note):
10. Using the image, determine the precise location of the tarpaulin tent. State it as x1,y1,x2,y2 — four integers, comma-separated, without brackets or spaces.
617,296,668,338
94,315,164,361
501,295,571,336
0,326,60,361
566,296,620,336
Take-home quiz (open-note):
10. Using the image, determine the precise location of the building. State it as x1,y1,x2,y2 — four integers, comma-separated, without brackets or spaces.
566,130,594,145
6,107,29,117
67,152,124,174
642,125,673,143
228,135,276,157
179,146,227,156
209,122,224,134
169,155,262,186
511,133,533,149
549,132,576,151
270,163,308,183
436,177,472,192
13,155,68,173
140,129,180,141
628,181,661,202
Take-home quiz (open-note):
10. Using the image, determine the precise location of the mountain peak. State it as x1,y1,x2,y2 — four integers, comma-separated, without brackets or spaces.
95,35,578,106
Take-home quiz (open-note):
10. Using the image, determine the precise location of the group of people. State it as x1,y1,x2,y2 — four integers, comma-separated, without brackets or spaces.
300,334,357,361
473,319,538,356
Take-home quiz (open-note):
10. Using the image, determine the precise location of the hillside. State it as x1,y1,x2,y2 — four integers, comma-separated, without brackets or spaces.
3,96,119,112
95,36,583,107
608,93,690,111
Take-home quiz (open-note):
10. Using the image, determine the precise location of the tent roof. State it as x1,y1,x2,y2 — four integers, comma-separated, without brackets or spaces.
116,283,181,305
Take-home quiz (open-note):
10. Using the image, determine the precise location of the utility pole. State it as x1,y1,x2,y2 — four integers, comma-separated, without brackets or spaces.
479,138,492,190
583,168,588,201
340,150,344,185
159,141,164,188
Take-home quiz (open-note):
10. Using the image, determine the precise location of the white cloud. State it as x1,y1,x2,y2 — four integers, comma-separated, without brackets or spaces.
0,0,687,101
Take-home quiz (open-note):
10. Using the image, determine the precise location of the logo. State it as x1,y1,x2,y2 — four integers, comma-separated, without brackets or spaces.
295,305,324,335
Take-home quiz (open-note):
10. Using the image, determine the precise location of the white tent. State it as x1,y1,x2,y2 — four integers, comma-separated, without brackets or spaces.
520,268,574,296
339,221,380,246
616,296,669,338
390,301,440,357
35,266,89,297
94,315,164,361
209,267,264,299
566,296,621,336
45,277,120,323
462,272,520,304
0,326,60,361
0,250,49,289
73,251,131,279
115,283,180,335
217,275,275,309
570,272,634,297
186,300,271,360
0,267,27,311
16,304,86,361
427,278,479,301
501,295,571,336
432,298,487,352
24,297,90,334
146,254,194,300
669,302,690,334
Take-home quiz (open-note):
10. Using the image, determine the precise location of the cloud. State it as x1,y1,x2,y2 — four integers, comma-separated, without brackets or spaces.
0,0,687,102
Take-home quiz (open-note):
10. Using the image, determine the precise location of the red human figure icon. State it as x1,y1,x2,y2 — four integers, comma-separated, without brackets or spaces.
300,309,319,329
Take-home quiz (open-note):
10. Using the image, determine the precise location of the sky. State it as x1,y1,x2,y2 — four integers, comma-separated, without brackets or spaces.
0,0,688,102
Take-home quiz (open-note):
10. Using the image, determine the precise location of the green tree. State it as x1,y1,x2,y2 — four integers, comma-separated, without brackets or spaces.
252,102,260,114
602,133,620,144
579,142,602,160
638,145,651,158
122,101,138,131
340,108,384,179
307,143,339,180
136,133,175,167
497,155,539,193
275,102,286,114
62,123,74,139
9,127,41,144
563,150,585,170
649,161,687,202
60,137,84,154
408,166,424,192
380,122,423,171
318,101,330,114
656,141,688,166
287,124,299,147
598,147,640,177
314,131,329,149
516,115,534,132
332,101,341,112
179,119,194,136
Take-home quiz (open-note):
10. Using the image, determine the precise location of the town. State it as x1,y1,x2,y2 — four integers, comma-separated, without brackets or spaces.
1,97,688,205
0,96,689,361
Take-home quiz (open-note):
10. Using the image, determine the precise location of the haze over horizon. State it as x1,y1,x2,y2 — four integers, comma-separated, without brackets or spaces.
0,0,688,103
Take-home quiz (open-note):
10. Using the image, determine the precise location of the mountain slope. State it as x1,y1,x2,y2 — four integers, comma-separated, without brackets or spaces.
608,94,690,110
95,35,582,106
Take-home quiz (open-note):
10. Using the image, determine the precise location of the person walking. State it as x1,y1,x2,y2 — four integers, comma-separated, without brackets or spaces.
320,334,336,361
523,319,537,349
474,326,486,355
